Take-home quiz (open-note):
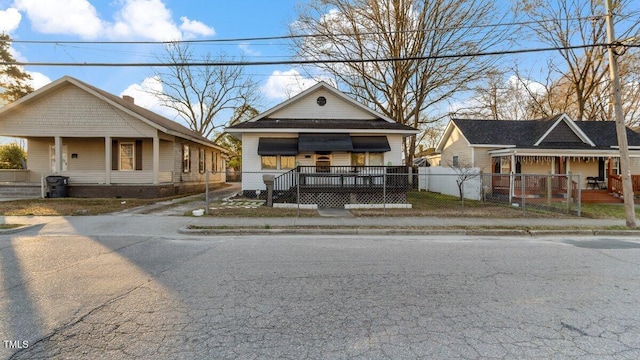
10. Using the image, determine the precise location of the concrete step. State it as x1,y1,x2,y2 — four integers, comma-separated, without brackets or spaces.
581,190,623,203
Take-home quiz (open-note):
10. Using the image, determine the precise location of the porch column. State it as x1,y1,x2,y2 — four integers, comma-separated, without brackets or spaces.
153,136,160,185
105,136,111,184
54,136,63,174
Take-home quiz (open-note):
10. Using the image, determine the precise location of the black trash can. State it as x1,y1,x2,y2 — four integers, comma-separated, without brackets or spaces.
46,176,69,198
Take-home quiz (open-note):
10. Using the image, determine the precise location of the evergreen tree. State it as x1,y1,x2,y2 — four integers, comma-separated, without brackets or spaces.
1,33,33,105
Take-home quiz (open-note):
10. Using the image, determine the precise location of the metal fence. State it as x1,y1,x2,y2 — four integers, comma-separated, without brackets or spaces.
204,169,584,216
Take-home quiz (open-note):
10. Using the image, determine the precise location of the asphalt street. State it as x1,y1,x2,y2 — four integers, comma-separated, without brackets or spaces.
1,223,639,359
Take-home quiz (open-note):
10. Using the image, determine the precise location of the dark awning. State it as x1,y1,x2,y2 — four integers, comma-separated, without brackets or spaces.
298,133,353,152
257,138,299,155
351,136,390,152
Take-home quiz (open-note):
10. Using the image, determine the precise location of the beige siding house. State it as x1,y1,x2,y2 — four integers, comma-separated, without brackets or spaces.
0,76,227,198
226,82,418,206
436,114,640,196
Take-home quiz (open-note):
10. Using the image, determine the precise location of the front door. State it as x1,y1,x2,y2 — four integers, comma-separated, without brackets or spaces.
315,155,331,173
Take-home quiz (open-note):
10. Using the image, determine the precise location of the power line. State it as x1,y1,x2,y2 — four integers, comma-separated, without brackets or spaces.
1,43,628,68
0,14,624,46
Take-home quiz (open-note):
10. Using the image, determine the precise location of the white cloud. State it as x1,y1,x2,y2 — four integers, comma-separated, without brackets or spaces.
11,0,214,41
238,43,261,56
508,75,546,96
180,16,215,39
0,7,21,33
110,0,181,41
26,71,51,90
121,77,181,120
13,0,103,39
262,69,319,100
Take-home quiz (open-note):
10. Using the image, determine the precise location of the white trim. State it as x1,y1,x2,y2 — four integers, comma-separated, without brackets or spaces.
472,144,516,148
435,120,472,152
226,128,417,136
245,82,397,124
533,114,596,147
488,148,640,157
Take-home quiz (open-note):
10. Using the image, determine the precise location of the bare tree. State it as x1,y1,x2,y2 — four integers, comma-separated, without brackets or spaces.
213,104,259,170
446,158,481,202
455,69,546,120
518,0,640,121
149,43,261,139
290,0,514,164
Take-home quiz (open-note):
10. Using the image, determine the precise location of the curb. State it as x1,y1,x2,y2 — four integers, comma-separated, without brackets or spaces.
0,224,41,235
178,227,640,237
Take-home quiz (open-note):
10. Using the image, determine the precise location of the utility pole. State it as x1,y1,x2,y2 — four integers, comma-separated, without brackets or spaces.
605,0,636,228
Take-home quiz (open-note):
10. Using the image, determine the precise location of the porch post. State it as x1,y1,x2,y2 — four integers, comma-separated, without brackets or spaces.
607,157,613,191
153,136,160,185
105,136,111,184
54,136,62,174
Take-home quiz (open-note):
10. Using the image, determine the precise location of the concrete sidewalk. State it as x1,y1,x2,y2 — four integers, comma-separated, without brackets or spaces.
1,214,638,237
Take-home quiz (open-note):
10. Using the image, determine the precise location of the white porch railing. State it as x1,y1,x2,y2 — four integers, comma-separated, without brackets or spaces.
60,171,174,184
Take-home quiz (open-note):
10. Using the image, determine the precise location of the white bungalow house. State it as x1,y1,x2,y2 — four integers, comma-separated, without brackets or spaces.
0,76,227,198
225,81,418,207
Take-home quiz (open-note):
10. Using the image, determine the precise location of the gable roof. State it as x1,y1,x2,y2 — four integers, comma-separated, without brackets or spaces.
0,76,227,152
438,114,640,151
226,81,418,135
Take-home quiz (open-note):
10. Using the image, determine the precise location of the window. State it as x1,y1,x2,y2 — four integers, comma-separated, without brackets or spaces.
183,144,190,173
351,153,366,166
199,148,205,173
369,153,384,166
500,157,510,173
211,152,217,172
452,155,459,167
280,156,296,170
49,145,68,173
120,142,135,171
261,156,277,170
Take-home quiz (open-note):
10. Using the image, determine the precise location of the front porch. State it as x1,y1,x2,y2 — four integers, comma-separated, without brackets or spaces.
490,153,640,203
272,166,411,207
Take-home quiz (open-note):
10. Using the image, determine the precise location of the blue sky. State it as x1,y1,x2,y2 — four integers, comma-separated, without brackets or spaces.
1,0,315,117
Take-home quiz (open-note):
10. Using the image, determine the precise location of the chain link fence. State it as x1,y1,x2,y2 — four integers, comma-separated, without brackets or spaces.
204,168,584,216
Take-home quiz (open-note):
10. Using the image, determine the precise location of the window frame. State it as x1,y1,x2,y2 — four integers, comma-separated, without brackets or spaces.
261,155,277,170
199,148,205,174
183,144,191,173
119,142,135,171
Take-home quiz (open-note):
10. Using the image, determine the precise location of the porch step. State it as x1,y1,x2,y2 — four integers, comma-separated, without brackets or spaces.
0,183,42,199
581,190,623,204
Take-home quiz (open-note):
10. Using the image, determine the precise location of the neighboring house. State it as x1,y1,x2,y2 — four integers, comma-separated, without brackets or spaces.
0,76,227,198
225,81,418,207
436,114,640,197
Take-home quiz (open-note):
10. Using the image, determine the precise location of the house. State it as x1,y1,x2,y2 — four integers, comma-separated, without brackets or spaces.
0,76,227,198
435,114,640,199
225,81,419,207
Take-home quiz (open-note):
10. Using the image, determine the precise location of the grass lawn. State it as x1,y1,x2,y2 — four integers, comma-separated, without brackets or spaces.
0,198,159,216
0,224,22,229
2,190,634,219
580,203,640,219
350,191,570,218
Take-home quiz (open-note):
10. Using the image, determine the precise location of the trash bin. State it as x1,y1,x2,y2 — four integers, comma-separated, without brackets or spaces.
46,176,69,198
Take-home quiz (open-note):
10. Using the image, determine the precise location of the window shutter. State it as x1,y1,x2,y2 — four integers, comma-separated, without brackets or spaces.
111,140,118,170
135,140,143,170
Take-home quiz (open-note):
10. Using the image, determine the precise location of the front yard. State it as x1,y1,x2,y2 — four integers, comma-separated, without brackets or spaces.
1,190,638,219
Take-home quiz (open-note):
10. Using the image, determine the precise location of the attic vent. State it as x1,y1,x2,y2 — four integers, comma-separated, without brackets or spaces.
316,96,327,106
122,95,135,104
